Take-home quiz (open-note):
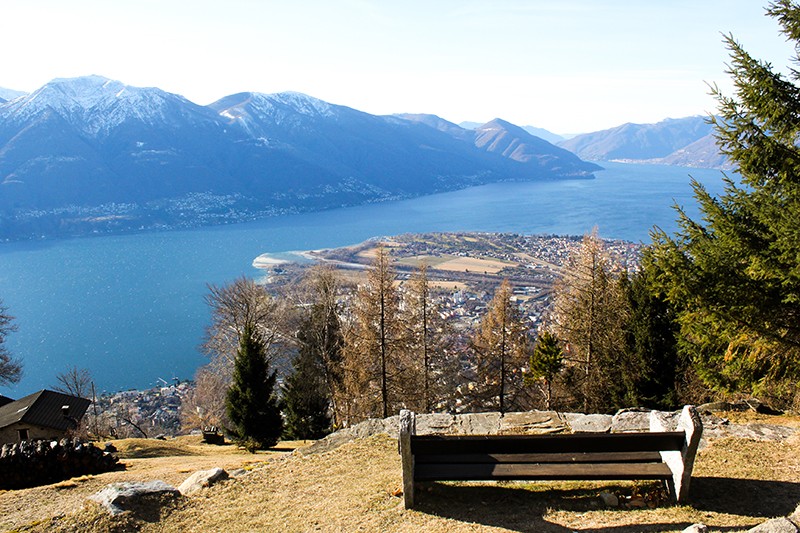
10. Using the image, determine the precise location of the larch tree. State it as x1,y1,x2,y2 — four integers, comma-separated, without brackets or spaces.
550,229,629,413
343,244,405,421
226,323,283,450
651,0,800,404
0,299,21,388
470,279,530,414
404,263,459,412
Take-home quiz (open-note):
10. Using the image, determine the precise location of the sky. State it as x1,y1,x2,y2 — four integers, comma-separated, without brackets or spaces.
0,0,794,134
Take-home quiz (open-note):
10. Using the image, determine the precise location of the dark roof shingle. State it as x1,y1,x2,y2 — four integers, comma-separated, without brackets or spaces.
0,390,91,431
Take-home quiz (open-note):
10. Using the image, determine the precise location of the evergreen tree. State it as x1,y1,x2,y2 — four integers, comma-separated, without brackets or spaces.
282,329,332,439
526,331,564,410
652,1,800,400
623,255,680,410
471,279,530,413
282,266,343,438
226,324,283,450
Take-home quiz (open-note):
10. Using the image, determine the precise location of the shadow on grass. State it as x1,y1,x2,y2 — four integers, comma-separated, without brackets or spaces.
414,480,759,533
691,476,800,517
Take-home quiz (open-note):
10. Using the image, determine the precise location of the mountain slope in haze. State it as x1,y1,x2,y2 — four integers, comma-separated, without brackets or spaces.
0,87,26,103
460,120,565,144
557,116,724,168
0,76,599,240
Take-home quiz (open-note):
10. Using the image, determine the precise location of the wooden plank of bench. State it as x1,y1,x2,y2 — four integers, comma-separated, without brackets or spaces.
415,451,664,464
415,461,674,481
411,432,685,455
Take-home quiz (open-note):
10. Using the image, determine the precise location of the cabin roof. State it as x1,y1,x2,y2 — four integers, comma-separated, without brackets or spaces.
0,390,91,431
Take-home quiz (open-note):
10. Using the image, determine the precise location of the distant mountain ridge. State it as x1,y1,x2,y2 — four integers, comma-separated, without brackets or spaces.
460,121,564,144
0,76,599,240
0,87,26,103
557,116,729,169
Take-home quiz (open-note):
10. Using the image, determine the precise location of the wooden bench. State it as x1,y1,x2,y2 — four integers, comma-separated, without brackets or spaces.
398,405,702,509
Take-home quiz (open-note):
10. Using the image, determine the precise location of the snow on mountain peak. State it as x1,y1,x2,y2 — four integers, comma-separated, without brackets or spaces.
267,91,335,117
2,75,199,136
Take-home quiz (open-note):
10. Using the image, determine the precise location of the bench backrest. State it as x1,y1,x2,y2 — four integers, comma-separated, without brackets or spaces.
411,432,686,455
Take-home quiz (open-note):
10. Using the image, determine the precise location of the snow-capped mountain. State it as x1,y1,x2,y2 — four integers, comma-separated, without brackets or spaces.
0,76,600,240
2,75,222,136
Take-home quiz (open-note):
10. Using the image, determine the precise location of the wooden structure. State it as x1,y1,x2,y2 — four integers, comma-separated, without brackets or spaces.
398,406,702,509
202,426,225,445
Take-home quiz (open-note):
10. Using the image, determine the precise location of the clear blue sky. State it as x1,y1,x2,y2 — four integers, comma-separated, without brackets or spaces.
0,0,792,133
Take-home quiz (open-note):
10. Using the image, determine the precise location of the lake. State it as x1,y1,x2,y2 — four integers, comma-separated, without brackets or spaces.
0,162,727,396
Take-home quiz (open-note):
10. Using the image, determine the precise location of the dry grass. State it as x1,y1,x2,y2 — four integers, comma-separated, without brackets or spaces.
4,426,800,533
433,256,517,274
0,436,297,532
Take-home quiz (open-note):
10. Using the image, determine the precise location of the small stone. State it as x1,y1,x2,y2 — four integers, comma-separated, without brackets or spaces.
178,467,229,496
790,501,800,524
627,496,647,509
599,491,618,507
682,524,708,533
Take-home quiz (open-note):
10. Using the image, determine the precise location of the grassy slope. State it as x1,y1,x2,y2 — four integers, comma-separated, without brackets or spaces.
4,418,800,533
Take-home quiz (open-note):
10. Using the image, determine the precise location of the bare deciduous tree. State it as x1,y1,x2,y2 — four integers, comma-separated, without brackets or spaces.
342,244,406,422
53,366,92,398
404,263,460,412
0,299,22,387
549,228,629,413
470,279,531,413
186,277,287,432
203,276,285,368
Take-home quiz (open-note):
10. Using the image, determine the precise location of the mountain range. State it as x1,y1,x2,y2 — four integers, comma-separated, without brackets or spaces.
557,116,729,169
0,76,599,240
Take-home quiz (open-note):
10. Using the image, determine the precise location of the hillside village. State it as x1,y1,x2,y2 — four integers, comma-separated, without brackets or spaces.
64,231,641,439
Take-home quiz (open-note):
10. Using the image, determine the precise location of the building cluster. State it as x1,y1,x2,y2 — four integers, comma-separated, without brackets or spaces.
387,232,642,334
92,380,192,438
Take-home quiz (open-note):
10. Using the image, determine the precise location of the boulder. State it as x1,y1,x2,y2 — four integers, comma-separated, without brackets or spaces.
455,412,501,435
178,467,229,496
89,481,181,516
726,424,797,442
697,401,735,413
415,413,457,435
563,413,612,433
748,518,799,533
791,502,800,525
611,408,652,433
499,411,567,434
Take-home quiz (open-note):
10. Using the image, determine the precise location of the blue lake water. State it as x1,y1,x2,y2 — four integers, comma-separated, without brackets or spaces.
0,162,727,396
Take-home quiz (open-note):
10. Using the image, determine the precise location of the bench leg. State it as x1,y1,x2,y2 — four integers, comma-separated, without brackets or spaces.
399,409,416,509
650,405,702,503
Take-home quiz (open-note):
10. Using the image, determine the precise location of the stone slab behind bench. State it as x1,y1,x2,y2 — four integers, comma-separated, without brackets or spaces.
300,407,797,456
